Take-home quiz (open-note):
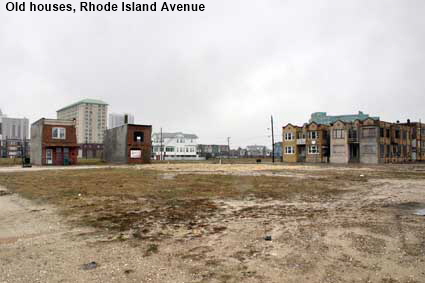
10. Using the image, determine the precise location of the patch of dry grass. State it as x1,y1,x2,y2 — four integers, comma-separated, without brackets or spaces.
0,168,353,235
0,158,21,167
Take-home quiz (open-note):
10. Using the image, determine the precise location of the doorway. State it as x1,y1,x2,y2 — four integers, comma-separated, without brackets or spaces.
349,144,360,163
46,149,53,165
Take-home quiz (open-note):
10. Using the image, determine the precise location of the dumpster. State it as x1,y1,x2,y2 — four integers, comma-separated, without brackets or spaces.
22,157,32,168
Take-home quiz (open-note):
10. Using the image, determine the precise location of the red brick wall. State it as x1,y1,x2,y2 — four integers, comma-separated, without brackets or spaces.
41,124,79,165
42,124,77,146
126,125,152,164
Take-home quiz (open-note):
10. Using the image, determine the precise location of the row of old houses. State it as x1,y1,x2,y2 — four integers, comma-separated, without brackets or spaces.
282,114,425,164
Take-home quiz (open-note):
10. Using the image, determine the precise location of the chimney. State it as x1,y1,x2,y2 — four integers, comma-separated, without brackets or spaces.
407,119,410,125
396,120,400,124
124,114,128,124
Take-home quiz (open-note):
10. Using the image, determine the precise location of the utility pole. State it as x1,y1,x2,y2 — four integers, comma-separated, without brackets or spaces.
227,137,231,159
160,127,163,161
271,115,275,163
416,119,422,161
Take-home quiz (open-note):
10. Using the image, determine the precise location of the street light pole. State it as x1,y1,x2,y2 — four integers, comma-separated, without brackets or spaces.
227,137,231,159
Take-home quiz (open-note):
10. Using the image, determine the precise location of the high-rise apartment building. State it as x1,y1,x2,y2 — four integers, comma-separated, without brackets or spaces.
0,109,29,140
57,99,108,158
108,113,135,129
57,99,108,144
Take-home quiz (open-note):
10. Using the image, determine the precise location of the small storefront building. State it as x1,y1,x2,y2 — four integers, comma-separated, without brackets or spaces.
30,118,79,165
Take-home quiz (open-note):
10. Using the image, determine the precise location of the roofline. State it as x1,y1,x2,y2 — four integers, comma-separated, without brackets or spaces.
31,118,76,126
282,123,302,128
57,99,108,112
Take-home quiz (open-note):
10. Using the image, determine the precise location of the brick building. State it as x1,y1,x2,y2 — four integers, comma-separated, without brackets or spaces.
30,119,79,165
282,122,330,163
103,124,152,164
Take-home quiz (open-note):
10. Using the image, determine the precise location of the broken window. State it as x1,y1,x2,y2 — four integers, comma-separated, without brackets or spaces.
380,128,384,138
395,129,400,139
386,129,390,138
134,131,144,142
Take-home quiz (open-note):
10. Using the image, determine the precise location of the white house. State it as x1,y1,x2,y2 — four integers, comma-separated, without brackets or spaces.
152,132,204,160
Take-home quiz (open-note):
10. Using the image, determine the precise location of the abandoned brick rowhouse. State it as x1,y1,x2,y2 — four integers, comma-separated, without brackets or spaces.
30,118,79,165
103,123,152,164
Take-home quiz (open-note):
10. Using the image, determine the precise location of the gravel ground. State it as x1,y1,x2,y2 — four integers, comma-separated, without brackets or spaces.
1,164,425,283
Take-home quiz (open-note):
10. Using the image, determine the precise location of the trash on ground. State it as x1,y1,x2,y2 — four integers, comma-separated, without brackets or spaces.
81,261,98,270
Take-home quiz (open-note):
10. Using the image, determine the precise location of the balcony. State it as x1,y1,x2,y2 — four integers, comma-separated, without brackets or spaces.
296,139,306,145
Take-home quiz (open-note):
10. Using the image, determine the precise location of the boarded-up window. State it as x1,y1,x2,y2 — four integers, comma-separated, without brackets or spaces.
130,149,142,158
332,145,345,154
332,129,345,139
362,128,376,138
362,145,376,154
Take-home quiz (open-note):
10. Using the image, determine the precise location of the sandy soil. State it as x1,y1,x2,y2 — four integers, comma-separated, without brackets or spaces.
1,164,425,283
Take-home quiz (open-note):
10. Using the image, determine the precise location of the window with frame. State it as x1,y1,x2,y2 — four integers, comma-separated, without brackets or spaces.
308,131,318,139
380,128,385,138
284,146,294,154
332,129,345,139
52,127,66,139
284,132,294,140
308,145,319,154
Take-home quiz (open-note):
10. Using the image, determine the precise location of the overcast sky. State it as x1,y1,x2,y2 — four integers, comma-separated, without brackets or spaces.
1,0,425,147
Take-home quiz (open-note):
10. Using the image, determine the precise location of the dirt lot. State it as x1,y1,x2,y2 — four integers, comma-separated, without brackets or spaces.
0,163,425,283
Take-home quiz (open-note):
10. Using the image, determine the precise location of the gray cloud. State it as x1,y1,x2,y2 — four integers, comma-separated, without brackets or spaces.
1,0,425,147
